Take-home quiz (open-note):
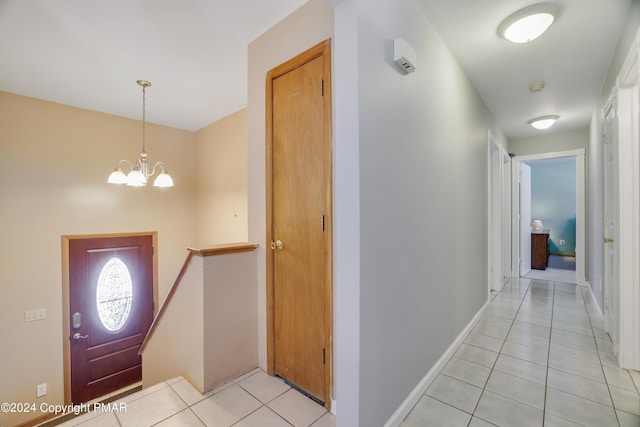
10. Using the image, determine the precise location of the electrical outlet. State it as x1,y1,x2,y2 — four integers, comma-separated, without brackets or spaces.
560,240,565,246
24,309,47,323
37,383,47,398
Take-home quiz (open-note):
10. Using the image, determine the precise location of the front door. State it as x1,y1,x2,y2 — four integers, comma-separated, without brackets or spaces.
266,40,332,406
68,235,154,403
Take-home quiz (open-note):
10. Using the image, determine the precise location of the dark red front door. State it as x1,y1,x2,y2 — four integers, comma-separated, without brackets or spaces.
69,235,153,404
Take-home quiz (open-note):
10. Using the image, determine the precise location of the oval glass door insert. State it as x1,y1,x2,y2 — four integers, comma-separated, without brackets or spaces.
96,257,133,332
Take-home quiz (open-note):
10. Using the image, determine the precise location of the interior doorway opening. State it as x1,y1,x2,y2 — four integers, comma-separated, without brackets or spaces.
511,150,586,285
521,157,577,284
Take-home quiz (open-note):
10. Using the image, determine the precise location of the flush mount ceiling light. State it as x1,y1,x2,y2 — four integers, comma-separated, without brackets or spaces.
528,115,559,130
498,3,558,43
108,80,174,188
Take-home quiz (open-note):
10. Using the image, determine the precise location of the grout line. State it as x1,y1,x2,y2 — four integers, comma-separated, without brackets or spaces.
468,278,532,422
540,281,556,427
581,286,622,427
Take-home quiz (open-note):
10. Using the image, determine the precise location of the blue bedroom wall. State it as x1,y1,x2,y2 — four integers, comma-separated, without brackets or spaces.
527,157,576,255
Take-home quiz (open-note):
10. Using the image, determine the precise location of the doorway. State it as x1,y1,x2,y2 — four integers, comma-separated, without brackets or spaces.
523,157,577,283
487,130,511,295
511,150,585,284
63,233,155,404
265,40,332,407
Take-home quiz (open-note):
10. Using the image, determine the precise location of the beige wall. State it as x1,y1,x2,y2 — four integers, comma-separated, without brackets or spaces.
142,255,205,390
203,251,258,390
195,109,248,247
247,0,334,376
142,248,258,394
0,91,201,426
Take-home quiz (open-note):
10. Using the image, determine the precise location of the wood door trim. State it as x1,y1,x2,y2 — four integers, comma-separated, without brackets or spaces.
61,231,158,405
265,39,332,408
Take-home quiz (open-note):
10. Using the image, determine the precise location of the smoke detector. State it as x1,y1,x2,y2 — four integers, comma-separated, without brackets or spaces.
529,82,545,93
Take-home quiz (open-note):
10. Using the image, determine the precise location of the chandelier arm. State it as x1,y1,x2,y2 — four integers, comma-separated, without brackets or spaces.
149,161,167,178
116,159,134,172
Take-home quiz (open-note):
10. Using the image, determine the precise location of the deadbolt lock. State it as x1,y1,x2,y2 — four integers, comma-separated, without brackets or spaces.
270,240,284,250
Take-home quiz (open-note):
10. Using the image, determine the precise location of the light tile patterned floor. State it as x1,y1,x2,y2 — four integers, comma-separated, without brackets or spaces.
42,277,640,427
53,370,334,427
402,277,640,427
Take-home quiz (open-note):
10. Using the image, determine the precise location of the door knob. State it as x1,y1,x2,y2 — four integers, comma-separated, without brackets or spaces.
604,237,614,243
73,333,89,340
270,240,284,250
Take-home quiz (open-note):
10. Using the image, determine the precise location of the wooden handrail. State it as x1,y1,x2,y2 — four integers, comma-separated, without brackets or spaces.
138,243,259,355
139,251,195,354
188,242,259,257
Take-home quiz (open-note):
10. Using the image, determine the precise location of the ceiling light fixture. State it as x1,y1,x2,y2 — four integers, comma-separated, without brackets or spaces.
528,115,559,130
498,3,558,43
108,80,174,188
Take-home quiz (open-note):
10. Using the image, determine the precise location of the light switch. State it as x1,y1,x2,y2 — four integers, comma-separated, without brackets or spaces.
24,309,47,323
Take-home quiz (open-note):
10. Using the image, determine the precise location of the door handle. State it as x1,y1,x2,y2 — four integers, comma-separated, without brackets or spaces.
270,240,284,250
73,333,89,340
604,237,614,243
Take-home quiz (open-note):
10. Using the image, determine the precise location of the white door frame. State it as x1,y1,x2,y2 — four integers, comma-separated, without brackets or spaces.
602,92,620,359
518,162,532,277
502,150,512,285
510,149,586,284
487,130,510,296
610,29,640,369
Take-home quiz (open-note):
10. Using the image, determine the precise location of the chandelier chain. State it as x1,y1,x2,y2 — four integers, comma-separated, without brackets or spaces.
141,83,147,155
107,79,173,187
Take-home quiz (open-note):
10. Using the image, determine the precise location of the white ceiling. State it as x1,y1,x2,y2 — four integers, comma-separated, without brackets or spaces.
0,1,633,138
417,0,632,139
0,0,308,131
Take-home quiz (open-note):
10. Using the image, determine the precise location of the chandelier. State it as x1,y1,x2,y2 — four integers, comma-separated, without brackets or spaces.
107,80,174,187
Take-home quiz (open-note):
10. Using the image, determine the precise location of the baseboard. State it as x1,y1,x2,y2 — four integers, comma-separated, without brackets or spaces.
383,301,489,427
330,399,337,416
584,281,604,318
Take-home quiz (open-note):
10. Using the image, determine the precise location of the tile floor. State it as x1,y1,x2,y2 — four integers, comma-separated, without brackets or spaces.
402,277,640,427
525,256,577,284
51,369,334,427
524,268,576,284
42,277,640,427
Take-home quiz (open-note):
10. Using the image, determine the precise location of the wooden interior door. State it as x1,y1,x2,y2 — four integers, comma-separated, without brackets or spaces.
68,235,154,403
266,40,332,406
